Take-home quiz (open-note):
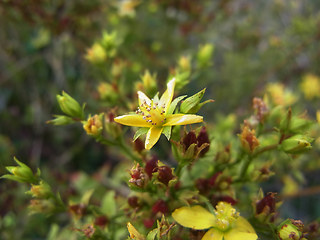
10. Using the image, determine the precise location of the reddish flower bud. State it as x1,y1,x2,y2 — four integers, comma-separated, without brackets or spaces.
196,178,209,195
256,192,276,215
144,218,155,228
183,131,197,151
129,164,145,188
212,195,237,206
253,97,269,123
69,203,86,217
94,216,109,227
197,127,210,156
134,138,145,153
128,196,140,208
208,172,222,186
152,199,169,215
157,165,174,186
144,156,158,178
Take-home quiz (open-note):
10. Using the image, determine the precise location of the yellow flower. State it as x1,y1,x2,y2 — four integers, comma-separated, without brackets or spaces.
300,74,320,100
172,202,258,240
114,78,203,149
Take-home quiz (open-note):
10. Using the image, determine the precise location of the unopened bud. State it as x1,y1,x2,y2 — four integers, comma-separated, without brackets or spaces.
29,199,56,215
157,165,175,186
197,43,214,68
281,135,312,154
2,157,39,184
277,219,303,240
85,43,107,63
27,180,52,199
152,199,168,215
56,91,84,119
239,125,259,153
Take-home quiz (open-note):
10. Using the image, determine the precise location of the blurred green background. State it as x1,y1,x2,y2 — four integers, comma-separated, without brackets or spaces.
0,0,320,239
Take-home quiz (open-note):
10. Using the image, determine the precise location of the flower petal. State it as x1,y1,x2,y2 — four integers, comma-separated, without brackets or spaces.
233,217,256,233
159,78,175,113
163,114,203,126
202,228,224,240
172,205,216,230
224,230,258,240
138,91,152,106
114,115,150,127
145,127,163,149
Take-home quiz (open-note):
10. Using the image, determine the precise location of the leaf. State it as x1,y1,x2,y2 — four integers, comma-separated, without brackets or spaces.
146,229,158,240
162,126,172,140
167,95,187,114
101,191,116,217
134,128,149,141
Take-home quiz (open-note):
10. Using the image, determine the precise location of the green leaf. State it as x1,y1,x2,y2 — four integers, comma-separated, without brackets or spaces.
162,126,172,140
101,191,116,217
167,95,186,114
146,229,158,240
134,128,149,141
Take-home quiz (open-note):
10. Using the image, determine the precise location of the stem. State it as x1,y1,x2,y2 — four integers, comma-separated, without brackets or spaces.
252,144,278,157
238,155,253,180
117,139,142,164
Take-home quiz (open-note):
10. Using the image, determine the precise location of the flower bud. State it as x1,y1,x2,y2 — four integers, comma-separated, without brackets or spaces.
97,83,119,103
255,192,277,222
180,88,213,114
300,74,320,100
152,199,169,215
83,114,103,136
56,91,84,119
253,97,269,123
138,70,157,97
197,127,210,157
144,157,158,178
27,180,52,199
277,219,303,240
157,165,175,186
94,216,109,227
128,196,140,208
129,164,146,188
69,203,87,218
85,43,107,63
2,157,39,184
178,55,191,73
239,125,259,153
281,135,312,154
105,112,122,138
29,199,56,215
197,43,214,68
46,115,74,125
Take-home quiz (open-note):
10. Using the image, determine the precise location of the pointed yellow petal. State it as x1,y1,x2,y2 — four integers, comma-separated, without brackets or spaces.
172,205,216,230
159,78,175,112
114,115,150,127
233,217,256,233
163,114,203,126
224,230,257,240
202,228,224,240
127,222,145,240
138,91,152,106
145,127,163,149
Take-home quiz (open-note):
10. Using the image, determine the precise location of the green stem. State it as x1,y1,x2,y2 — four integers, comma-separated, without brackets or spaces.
252,144,278,157
117,139,142,164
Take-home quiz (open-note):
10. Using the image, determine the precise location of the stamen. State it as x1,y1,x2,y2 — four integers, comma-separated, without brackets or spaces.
143,116,146,120
146,114,151,118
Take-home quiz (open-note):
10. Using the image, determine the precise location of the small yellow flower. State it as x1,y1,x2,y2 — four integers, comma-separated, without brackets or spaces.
300,74,320,100
114,78,203,149
172,202,258,240
85,43,107,63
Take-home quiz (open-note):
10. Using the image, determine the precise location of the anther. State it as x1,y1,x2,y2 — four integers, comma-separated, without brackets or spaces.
146,114,151,118
143,116,146,120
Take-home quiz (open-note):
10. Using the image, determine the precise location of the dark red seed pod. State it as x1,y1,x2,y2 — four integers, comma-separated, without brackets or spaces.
183,131,197,151
256,192,276,215
128,196,139,208
152,199,169,214
94,215,109,227
145,156,158,178
157,165,174,186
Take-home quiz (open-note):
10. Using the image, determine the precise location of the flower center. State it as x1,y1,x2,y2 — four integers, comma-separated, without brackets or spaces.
136,99,166,126
214,202,239,231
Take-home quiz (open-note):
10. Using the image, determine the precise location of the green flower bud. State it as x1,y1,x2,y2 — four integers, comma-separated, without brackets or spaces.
277,219,303,240
56,91,84,119
180,88,213,114
1,157,39,184
197,43,214,68
29,199,56,215
281,135,312,154
26,180,52,199
46,115,74,125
